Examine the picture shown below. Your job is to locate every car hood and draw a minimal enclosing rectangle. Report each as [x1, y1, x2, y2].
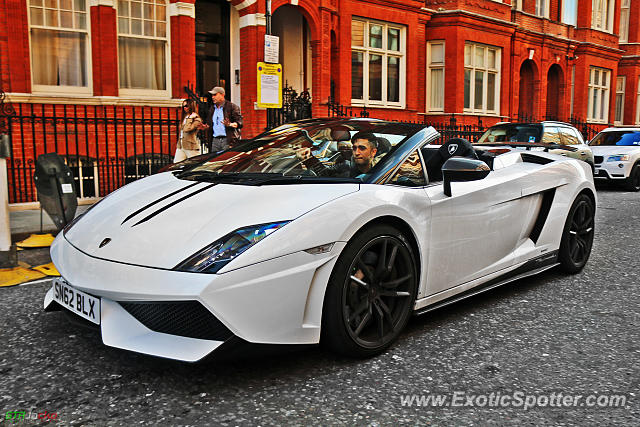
[590, 145, 640, 156]
[64, 172, 359, 268]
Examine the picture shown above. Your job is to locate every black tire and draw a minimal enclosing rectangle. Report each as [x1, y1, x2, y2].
[558, 194, 595, 274]
[321, 224, 418, 358]
[623, 163, 640, 192]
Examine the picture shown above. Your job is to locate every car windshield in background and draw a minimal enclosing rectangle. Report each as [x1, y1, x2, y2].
[477, 124, 543, 144]
[177, 120, 422, 184]
[589, 131, 640, 146]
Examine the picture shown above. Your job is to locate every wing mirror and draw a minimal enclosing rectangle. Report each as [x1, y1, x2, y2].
[442, 157, 491, 197]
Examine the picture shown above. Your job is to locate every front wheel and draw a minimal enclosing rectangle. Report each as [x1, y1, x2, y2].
[322, 224, 418, 357]
[558, 194, 595, 274]
[624, 163, 640, 191]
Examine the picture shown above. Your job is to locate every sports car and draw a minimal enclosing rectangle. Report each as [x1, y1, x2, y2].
[44, 118, 596, 362]
[589, 127, 640, 191]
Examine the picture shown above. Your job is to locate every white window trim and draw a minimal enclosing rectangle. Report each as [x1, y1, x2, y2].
[426, 41, 445, 112]
[463, 42, 501, 115]
[614, 76, 625, 125]
[351, 17, 406, 109]
[587, 66, 611, 124]
[620, 0, 630, 42]
[591, 0, 615, 33]
[535, 0, 550, 18]
[27, 0, 93, 95]
[117, 0, 171, 98]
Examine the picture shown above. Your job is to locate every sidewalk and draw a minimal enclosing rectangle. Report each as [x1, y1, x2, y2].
[5, 205, 91, 278]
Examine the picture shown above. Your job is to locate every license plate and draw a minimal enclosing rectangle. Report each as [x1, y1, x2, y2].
[51, 278, 100, 325]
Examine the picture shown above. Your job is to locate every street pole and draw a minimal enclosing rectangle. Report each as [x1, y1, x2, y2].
[0, 133, 16, 267]
[265, 0, 273, 128]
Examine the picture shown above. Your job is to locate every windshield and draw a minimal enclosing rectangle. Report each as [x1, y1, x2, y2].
[589, 131, 640, 146]
[477, 124, 543, 144]
[177, 120, 424, 183]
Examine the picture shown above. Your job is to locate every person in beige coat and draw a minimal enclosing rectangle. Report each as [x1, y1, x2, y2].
[174, 99, 203, 162]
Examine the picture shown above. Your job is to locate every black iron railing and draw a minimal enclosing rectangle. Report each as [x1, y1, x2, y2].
[326, 97, 369, 118]
[6, 103, 180, 204]
[266, 85, 313, 130]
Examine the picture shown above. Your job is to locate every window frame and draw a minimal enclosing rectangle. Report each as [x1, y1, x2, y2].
[426, 41, 445, 112]
[350, 17, 406, 109]
[620, 0, 630, 42]
[535, 0, 550, 18]
[116, 0, 171, 98]
[591, 0, 614, 33]
[463, 42, 501, 115]
[587, 66, 611, 124]
[614, 76, 626, 125]
[27, 0, 93, 95]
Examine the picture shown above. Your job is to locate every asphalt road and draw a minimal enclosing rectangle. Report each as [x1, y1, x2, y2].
[1, 185, 639, 426]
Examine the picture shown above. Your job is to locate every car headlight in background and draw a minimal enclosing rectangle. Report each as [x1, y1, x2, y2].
[607, 155, 630, 162]
[174, 221, 290, 273]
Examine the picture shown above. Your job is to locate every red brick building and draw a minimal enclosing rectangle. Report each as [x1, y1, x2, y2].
[1, 0, 639, 202]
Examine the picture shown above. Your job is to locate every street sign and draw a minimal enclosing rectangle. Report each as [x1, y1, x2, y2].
[256, 62, 282, 109]
[264, 35, 279, 64]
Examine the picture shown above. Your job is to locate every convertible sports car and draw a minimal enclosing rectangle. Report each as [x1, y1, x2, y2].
[44, 118, 596, 362]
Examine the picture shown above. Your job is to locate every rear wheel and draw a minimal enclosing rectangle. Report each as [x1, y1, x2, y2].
[558, 194, 595, 274]
[623, 163, 640, 191]
[322, 224, 417, 357]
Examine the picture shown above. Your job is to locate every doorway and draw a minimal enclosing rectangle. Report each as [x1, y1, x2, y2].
[272, 5, 312, 96]
[519, 60, 536, 120]
[195, 0, 230, 97]
[546, 64, 563, 120]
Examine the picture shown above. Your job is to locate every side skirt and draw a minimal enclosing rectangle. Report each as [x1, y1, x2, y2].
[414, 251, 559, 316]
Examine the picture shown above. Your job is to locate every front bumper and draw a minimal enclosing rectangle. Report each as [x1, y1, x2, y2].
[44, 236, 344, 362]
[593, 161, 632, 180]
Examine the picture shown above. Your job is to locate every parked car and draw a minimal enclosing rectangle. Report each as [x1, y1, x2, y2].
[589, 127, 640, 191]
[44, 119, 596, 362]
[477, 121, 595, 171]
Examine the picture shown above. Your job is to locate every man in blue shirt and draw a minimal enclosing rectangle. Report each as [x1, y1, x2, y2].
[201, 86, 243, 152]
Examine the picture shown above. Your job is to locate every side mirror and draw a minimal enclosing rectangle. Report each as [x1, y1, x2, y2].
[442, 157, 491, 197]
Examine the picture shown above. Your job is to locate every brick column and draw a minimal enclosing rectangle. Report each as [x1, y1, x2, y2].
[90, 0, 118, 96]
[169, 0, 195, 99]
[2, 0, 31, 92]
[239, 22, 267, 137]
[310, 8, 332, 117]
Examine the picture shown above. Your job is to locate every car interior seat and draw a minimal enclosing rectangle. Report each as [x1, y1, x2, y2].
[424, 138, 478, 182]
[376, 137, 392, 157]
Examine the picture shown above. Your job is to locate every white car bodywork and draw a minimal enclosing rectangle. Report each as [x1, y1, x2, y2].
[591, 127, 640, 181]
[44, 123, 595, 362]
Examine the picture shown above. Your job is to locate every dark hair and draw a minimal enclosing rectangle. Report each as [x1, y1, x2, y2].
[351, 131, 378, 149]
[181, 99, 198, 121]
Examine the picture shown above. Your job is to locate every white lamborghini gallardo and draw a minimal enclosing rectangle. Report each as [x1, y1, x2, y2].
[44, 119, 596, 362]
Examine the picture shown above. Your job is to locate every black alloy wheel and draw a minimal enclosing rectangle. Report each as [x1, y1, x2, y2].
[558, 194, 595, 274]
[322, 224, 417, 357]
[624, 163, 640, 192]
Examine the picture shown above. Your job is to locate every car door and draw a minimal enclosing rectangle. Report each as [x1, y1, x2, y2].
[422, 160, 535, 295]
[559, 126, 593, 164]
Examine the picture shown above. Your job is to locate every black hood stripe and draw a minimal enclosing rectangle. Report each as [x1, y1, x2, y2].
[131, 183, 217, 227]
[121, 182, 201, 225]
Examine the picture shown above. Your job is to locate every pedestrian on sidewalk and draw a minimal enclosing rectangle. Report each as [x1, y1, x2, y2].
[201, 86, 243, 151]
[174, 99, 203, 163]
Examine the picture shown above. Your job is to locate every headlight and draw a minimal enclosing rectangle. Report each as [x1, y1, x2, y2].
[607, 155, 630, 162]
[174, 221, 290, 273]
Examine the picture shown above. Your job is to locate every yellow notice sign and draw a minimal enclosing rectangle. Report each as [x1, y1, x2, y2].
[257, 62, 283, 109]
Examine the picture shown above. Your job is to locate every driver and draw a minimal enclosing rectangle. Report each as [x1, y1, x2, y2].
[296, 131, 378, 178]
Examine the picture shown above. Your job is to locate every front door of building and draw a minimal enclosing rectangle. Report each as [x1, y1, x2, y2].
[195, 0, 230, 97]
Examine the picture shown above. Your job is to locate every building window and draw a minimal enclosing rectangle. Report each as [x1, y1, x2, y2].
[592, 0, 614, 32]
[351, 18, 405, 107]
[562, 0, 578, 26]
[588, 67, 610, 123]
[620, 0, 630, 42]
[117, 0, 168, 93]
[427, 42, 444, 112]
[28, 0, 90, 92]
[464, 43, 500, 115]
[615, 76, 625, 125]
[536, 0, 550, 18]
